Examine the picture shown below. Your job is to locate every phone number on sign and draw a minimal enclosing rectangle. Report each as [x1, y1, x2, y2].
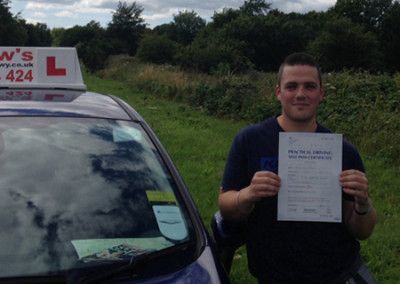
[0, 69, 33, 82]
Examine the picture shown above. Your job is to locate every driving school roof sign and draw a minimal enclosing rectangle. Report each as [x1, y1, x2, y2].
[0, 47, 86, 90]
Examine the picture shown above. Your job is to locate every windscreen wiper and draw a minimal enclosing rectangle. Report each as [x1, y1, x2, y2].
[78, 241, 196, 284]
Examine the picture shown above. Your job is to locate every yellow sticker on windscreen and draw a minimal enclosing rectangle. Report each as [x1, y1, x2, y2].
[146, 190, 177, 204]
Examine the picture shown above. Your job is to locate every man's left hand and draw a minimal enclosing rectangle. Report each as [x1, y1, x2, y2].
[340, 169, 370, 211]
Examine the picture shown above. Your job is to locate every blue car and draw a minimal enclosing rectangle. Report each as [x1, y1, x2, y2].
[0, 47, 229, 283]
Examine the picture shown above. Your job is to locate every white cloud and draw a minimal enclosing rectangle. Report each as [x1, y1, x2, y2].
[11, 0, 336, 28]
[32, 11, 46, 18]
[270, 0, 335, 13]
[65, 1, 113, 14]
[25, 2, 60, 10]
[144, 10, 179, 22]
[24, 18, 40, 25]
[137, 0, 243, 14]
[55, 10, 74, 17]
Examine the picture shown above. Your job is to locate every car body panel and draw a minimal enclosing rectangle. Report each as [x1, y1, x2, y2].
[0, 90, 228, 283]
[128, 247, 221, 284]
[0, 46, 229, 283]
[0, 90, 132, 120]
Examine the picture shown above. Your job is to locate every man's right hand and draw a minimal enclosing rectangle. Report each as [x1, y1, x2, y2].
[219, 171, 281, 220]
[245, 171, 281, 202]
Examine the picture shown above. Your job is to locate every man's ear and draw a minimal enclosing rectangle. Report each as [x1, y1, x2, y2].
[275, 85, 281, 101]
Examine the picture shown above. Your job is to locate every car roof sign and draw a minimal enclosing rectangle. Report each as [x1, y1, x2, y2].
[0, 47, 86, 91]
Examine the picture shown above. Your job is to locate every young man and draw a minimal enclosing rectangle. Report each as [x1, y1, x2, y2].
[217, 53, 377, 283]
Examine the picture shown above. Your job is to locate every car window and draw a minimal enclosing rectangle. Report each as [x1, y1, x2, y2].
[0, 117, 194, 278]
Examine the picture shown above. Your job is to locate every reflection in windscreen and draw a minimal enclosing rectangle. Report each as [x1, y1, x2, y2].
[0, 117, 190, 278]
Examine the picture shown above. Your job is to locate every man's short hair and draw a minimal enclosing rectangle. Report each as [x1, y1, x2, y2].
[277, 53, 322, 86]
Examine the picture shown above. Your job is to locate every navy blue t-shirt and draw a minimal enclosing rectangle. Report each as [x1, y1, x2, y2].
[221, 117, 365, 283]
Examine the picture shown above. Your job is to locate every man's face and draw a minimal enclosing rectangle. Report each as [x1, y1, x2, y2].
[275, 64, 324, 123]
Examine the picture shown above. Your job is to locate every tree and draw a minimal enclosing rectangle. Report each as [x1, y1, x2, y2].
[137, 34, 178, 64]
[58, 21, 111, 71]
[211, 0, 270, 29]
[51, 28, 66, 47]
[0, 0, 27, 45]
[206, 1, 323, 72]
[107, 1, 146, 55]
[153, 23, 175, 38]
[330, 0, 393, 31]
[176, 28, 252, 73]
[76, 37, 112, 71]
[239, 0, 271, 16]
[59, 21, 103, 47]
[214, 11, 322, 72]
[379, 2, 400, 71]
[211, 8, 241, 29]
[23, 22, 52, 46]
[170, 10, 206, 45]
[308, 17, 383, 71]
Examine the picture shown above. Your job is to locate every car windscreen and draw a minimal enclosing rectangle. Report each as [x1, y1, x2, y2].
[0, 117, 195, 278]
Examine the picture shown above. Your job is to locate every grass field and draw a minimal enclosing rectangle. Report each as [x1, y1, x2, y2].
[86, 73, 400, 283]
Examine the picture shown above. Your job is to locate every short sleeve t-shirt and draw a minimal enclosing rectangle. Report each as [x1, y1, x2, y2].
[221, 117, 365, 283]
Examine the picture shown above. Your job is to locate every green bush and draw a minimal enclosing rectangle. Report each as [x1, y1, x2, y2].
[176, 36, 252, 74]
[99, 57, 400, 166]
[77, 38, 112, 71]
[137, 34, 178, 64]
[189, 77, 269, 119]
[308, 17, 383, 71]
[319, 71, 400, 164]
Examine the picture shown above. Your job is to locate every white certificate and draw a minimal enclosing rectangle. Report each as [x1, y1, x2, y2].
[277, 132, 342, 222]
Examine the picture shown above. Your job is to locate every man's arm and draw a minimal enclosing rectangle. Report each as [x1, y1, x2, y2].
[341, 170, 377, 240]
[218, 171, 280, 221]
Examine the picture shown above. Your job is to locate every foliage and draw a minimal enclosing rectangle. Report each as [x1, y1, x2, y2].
[328, 0, 400, 71]
[181, 3, 325, 73]
[239, 0, 271, 16]
[318, 71, 400, 164]
[58, 21, 112, 71]
[137, 33, 178, 64]
[170, 10, 206, 45]
[22, 22, 52, 46]
[189, 77, 278, 121]
[4, 0, 400, 73]
[379, 2, 400, 72]
[0, 0, 52, 46]
[0, 0, 27, 45]
[163, 0, 400, 73]
[59, 22, 99, 47]
[107, 1, 146, 55]
[330, 0, 393, 31]
[176, 28, 253, 74]
[211, 8, 242, 29]
[219, 13, 316, 72]
[50, 28, 65, 47]
[76, 38, 112, 72]
[308, 16, 383, 71]
[100, 56, 400, 167]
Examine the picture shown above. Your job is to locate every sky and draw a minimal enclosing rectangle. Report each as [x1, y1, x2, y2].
[9, 0, 336, 29]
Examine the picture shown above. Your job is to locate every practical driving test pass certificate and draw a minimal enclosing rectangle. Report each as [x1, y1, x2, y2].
[277, 132, 342, 223]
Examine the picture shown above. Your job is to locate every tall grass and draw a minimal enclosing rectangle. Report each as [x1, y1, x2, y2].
[86, 72, 400, 283]
[98, 56, 400, 167]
